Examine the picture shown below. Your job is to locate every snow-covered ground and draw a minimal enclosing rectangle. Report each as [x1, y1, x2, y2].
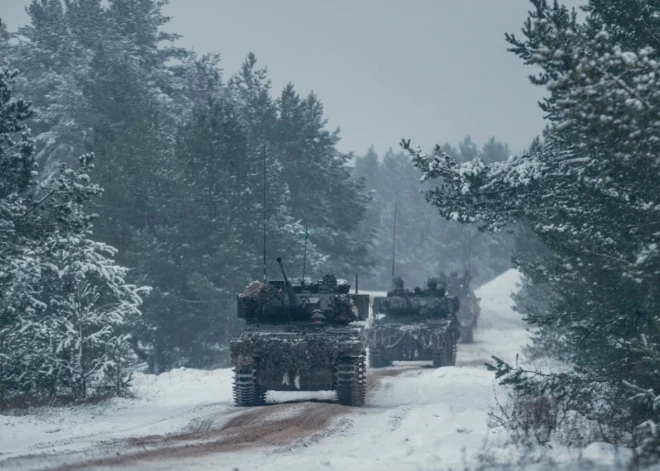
[0, 269, 631, 470]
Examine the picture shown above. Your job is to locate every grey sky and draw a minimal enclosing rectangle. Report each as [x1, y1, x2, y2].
[1, 0, 584, 156]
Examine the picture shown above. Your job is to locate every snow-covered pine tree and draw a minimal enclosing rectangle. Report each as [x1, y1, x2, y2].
[43, 228, 147, 400]
[175, 52, 225, 114]
[0, 19, 10, 69]
[227, 53, 277, 148]
[6, 154, 148, 403]
[0, 68, 37, 404]
[402, 0, 660, 457]
[12, 0, 93, 175]
[0, 68, 147, 405]
[11, 0, 186, 176]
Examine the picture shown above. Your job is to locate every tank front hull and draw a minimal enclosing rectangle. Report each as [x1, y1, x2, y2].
[230, 329, 364, 392]
[366, 323, 454, 362]
[258, 365, 334, 391]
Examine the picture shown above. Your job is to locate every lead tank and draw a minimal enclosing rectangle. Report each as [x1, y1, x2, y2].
[230, 258, 370, 407]
[367, 277, 460, 368]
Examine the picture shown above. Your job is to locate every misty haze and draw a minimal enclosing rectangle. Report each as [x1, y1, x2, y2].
[0, 1, 656, 470]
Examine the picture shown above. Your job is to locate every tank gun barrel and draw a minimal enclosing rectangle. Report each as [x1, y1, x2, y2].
[276, 257, 299, 305]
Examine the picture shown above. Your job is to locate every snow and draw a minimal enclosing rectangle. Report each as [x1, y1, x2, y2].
[0, 269, 631, 470]
[0, 368, 236, 459]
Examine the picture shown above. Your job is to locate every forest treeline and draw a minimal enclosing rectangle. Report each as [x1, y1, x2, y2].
[0, 0, 512, 406]
[354, 139, 514, 291]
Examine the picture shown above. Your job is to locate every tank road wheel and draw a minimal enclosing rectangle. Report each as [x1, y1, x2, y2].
[369, 349, 390, 369]
[233, 365, 266, 407]
[460, 325, 474, 344]
[335, 355, 366, 407]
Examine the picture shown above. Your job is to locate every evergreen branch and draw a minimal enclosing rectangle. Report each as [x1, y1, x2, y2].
[564, 240, 634, 266]
[593, 64, 654, 110]
[13, 166, 87, 223]
[624, 220, 660, 228]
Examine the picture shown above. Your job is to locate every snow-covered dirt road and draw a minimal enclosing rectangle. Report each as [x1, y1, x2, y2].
[1, 269, 626, 470]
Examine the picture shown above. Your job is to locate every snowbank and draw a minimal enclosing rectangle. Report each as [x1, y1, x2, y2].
[1, 368, 234, 459]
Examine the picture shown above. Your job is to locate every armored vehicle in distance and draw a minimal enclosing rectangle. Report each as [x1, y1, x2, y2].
[230, 258, 370, 407]
[367, 277, 460, 368]
[444, 271, 480, 344]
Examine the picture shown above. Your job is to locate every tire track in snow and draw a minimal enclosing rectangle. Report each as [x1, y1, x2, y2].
[1, 368, 409, 470]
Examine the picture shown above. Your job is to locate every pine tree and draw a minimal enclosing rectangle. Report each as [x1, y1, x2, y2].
[41, 232, 147, 400]
[10, 0, 186, 177]
[402, 0, 660, 457]
[227, 53, 277, 147]
[458, 136, 478, 161]
[175, 52, 224, 113]
[12, 0, 92, 175]
[0, 19, 10, 68]
[271, 82, 373, 274]
[0, 68, 147, 404]
[0, 68, 37, 403]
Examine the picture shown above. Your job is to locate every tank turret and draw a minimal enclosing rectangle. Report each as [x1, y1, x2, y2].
[237, 258, 366, 323]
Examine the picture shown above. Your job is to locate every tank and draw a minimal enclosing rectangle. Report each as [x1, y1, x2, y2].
[367, 277, 460, 368]
[445, 271, 480, 344]
[230, 257, 370, 407]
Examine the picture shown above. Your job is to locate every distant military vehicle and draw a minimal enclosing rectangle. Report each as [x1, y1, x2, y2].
[230, 258, 370, 407]
[445, 271, 480, 344]
[367, 277, 460, 368]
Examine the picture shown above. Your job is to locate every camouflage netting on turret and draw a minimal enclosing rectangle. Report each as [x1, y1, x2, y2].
[367, 324, 453, 357]
[231, 334, 363, 370]
[239, 280, 281, 317]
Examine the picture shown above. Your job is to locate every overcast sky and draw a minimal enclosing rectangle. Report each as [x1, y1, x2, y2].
[1, 0, 584, 156]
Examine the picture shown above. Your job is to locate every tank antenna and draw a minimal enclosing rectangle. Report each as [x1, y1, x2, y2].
[466, 228, 472, 278]
[302, 224, 309, 284]
[391, 197, 398, 279]
[262, 145, 267, 284]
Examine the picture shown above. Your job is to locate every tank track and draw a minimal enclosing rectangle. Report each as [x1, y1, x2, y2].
[432, 337, 457, 368]
[335, 354, 366, 406]
[233, 364, 266, 406]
